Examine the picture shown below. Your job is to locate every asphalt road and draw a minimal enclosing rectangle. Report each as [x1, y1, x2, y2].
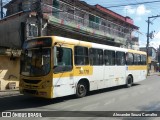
[0, 74, 160, 120]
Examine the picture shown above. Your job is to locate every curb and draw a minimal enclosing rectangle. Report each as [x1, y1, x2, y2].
[0, 89, 19, 92]
[0, 89, 20, 97]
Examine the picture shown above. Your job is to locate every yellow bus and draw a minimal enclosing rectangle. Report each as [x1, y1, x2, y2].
[19, 36, 147, 99]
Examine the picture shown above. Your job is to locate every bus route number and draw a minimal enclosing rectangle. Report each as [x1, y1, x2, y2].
[79, 69, 89, 74]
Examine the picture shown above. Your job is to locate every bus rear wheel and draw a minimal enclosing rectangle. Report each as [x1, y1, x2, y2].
[126, 76, 133, 88]
[76, 82, 87, 98]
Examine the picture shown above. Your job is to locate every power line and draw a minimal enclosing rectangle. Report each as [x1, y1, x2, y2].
[106, 0, 160, 8]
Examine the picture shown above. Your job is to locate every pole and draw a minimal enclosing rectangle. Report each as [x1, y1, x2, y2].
[146, 17, 150, 75]
[146, 15, 160, 75]
[0, 0, 3, 19]
[37, 0, 42, 36]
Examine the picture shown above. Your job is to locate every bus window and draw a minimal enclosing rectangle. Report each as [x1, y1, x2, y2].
[53, 47, 72, 73]
[74, 46, 89, 65]
[134, 54, 141, 65]
[134, 54, 138, 65]
[126, 53, 134, 65]
[141, 55, 147, 65]
[116, 51, 125, 65]
[89, 48, 103, 66]
[104, 50, 115, 65]
[20, 48, 51, 76]
[137, 54, 141, 65]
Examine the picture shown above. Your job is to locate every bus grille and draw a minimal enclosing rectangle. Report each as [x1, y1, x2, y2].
[23, 79, 41, 84]
[23, 89, 37, 94]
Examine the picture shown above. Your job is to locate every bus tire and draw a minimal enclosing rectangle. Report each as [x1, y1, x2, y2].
[126, 76, 133, 88]
[76, 82, 87, 98]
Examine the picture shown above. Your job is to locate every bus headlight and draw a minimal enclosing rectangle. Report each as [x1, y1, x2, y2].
[41, 81, 50, 88]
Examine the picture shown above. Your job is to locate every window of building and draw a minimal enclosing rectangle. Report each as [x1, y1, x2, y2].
[18, 2, 22, 11]
[89, 48, 103, 65]
[104, 50, 115, 65]
[89, 14, 100, 29]
[53, 47, 72, 73]
[53, 0, 59, 8]
[52, 0, 60, 17]
[28, 24, 38, 37]
[116, 51, 126, 65]
[74, 46, 89, 65]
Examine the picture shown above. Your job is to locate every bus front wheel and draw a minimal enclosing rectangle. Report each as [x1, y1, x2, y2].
[126, 76, 133, 88]
[76, 82, 87, 98]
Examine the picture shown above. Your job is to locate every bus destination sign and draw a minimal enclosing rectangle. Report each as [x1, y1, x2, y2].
[23, 38, 52, 49]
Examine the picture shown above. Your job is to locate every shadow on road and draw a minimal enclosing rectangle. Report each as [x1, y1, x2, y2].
[0, 84, 140, 111]
[88, 84, 140, 96]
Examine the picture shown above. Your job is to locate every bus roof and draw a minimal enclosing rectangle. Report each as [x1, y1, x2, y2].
[52, 36, 92, 47]
[30, 36, 146, 55]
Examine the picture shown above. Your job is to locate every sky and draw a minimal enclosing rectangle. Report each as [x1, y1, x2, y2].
[83, 0, 160, 49]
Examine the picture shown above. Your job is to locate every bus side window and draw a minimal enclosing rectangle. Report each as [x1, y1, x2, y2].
[116, 51, 125, 65]
[104, 50, 115, 66]
[141, 55, 147, 65]
[137, 54, 141, 65]
[74, 46, 89, 65]
[89, 48, 103, 66]
[126, 53, 134, 65]
[53, 47, 72, 73]
[134, 54, 138, 65]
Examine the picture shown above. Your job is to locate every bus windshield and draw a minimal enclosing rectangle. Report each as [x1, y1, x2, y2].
[20, 48, 51, 76]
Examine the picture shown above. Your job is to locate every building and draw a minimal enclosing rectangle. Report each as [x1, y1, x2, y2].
[157, 45, 160, 70]
[0, 0, 139, 90]
[0, 0, 139, 48]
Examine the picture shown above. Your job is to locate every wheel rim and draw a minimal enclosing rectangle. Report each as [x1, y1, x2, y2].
[129, 77, 132, 85]
[78, 84, 85, 95]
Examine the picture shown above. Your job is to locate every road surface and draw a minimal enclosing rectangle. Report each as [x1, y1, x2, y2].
[0, 74, 160, 120]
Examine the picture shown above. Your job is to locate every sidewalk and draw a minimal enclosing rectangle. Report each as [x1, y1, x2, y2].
[148, 72, 160, 76]
[0, 88, 20, 97]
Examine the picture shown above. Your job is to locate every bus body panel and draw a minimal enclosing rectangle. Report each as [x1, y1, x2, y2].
[53, 76, 91, 98]
[126, 66, 147, 83]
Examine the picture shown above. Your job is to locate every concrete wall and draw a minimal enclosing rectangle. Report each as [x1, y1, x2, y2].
[0, 56, 20, 90]
[0, 13, 28, 49]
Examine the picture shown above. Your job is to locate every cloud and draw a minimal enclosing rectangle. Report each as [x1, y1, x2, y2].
[124, 5, 151, 16]
[124, 6, 136, 14]
[136, 5, 151, 16]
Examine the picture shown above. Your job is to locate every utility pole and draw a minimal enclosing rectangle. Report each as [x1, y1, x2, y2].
[146, 17, 150, 75]
[0, 0, 3, 19]
[146, 15, 160, 75]
[37, 0, 42, 36]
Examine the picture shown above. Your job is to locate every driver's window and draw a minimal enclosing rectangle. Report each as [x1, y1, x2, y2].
[53, 46, 72, 73]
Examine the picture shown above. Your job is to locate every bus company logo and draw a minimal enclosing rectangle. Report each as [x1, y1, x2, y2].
[2, 112, 11, 117]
